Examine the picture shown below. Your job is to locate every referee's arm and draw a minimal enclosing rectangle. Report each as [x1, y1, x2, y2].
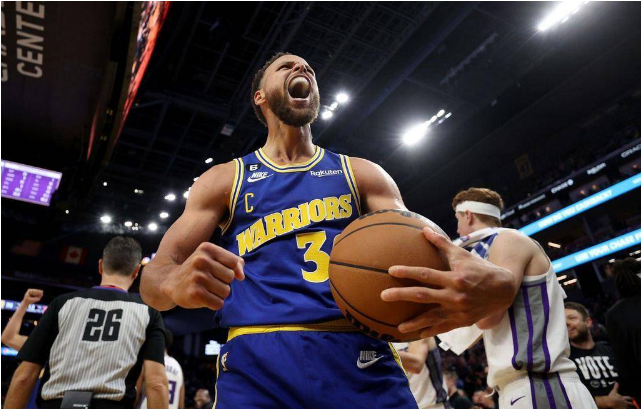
[141, 308, 169, 408]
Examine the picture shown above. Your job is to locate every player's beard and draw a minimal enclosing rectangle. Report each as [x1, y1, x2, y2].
[266, 87, 320, 127]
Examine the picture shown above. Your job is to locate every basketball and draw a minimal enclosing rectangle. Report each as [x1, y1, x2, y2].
[329, 209, 450, 342]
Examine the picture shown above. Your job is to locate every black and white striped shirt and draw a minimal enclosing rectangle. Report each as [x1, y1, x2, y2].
[18, 286, 165, 407]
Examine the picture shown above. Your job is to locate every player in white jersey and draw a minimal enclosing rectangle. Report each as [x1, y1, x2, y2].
[397, 188, 597, 409]
[393, 338, 451, 409]
[139, 329, 185, 409]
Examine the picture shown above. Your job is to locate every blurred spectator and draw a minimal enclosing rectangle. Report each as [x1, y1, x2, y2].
[565, 302, 634, 409]
[444, 370, 474, 409]
[194, 388, 213, 409]
[472, 388, 495, 409]
[605, 258, 641, 405]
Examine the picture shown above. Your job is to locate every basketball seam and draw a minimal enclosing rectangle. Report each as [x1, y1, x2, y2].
[329, 280, 400, 328]
[329, 260, 388, 274]
[334, 222, 423, 247]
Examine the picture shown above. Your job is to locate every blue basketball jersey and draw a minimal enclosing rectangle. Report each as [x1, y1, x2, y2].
[217, 146, 361, 327]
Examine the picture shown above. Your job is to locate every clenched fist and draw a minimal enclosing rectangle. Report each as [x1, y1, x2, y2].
[160, 242, 245, 310]
[22, 289, 44, 305]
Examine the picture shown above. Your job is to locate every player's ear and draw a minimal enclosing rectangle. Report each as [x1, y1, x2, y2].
[586, 317, 593, 328]
[465, 210, 474, 225]
[98, 259, 104, 276]
[254, 90, 266, 106]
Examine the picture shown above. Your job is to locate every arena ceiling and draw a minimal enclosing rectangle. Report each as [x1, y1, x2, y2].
[3, 1, 641, 238]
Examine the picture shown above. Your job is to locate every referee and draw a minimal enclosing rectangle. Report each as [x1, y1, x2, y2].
[5, 236, 169, 409]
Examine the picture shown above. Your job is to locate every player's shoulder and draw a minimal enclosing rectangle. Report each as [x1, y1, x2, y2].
[494, 228, 532, 246]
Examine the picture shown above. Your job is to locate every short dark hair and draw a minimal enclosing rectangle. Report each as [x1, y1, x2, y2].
[564, 302, 590, 321]
[251, 51, 291, 126]
[164, 329, 173, 350]
[444, 370, 458, 380]
[613, 258, 641, 298]
[102, 236, 142, 276]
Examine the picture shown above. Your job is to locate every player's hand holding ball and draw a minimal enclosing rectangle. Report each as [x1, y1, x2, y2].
[382, 227, 515, 338]
[161, 242, 244, 310]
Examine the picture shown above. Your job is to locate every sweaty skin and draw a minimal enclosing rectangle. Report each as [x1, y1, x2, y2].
[140, 54, 516, 337]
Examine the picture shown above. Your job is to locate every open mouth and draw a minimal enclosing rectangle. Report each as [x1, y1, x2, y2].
[287, 76, 311, 99]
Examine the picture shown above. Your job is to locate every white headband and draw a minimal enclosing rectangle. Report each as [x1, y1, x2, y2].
[455, 201, 501, 219]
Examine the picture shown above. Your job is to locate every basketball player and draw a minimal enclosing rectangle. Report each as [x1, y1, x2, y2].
[140, 53, 516, 408]
[1, 288, 44, 350]
[5, 237, 169, 409]
[384, 188, 597, 409]
[393, 337, 452, 409]
[138, 329, 185, 409]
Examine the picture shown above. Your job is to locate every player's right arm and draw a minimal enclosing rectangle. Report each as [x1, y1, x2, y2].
[397, 338, 433, 374]
[1, 289, 43, 351]
[141, 162, 244, 311]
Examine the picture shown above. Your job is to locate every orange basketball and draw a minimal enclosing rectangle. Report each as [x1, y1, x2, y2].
[329, 209, 450, 342]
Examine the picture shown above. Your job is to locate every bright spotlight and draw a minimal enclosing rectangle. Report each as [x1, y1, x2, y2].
[321, 111, 333, 120]
[183, 190, 190, 199]
[445, 112, 452, 119]
[165, 193, 176, 201]
[538, 0, 586, 31]
[100, 215, 111, 224]
[160, 212, 169, 219]
[402, 122, 429, 146]
[437, 109, 445, 117]
[193, 177, 199, 182]
[103, 182, 108, 187]
[329, 102, 339, 110]
[148, 223, 158, 231]
[205, 157, 213, 164]
[124, 221, 133, 227]
[65, 210, 70, 215]
[134, 189, 144, 195]
[336, 93, 349, 104]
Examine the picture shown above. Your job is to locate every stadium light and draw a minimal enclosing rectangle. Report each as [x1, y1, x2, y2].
[103, 182, 108, 187]
[124, 221, 133, 227]
[437, 109, 445, 117]
[321, 111, 333, 120]
[402, 122, 430, 146]
[548, 242, 561, 248]
[164, 193, 176, 201]
[65, 210, 69, 215]
[538, 1, 588, 32]
[183, 190, 190, 199]
[148, 223, 158, 231]
[329, 102, 339, 111]
[100, 215, 111, 224]
[336, 93, 349, 104]
[205, 158, 213, 164]
[160, 212, 169, 219]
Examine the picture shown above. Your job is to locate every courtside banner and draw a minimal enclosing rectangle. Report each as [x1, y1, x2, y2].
[551, 229, 641, 273]
[520, 174, 641, 236]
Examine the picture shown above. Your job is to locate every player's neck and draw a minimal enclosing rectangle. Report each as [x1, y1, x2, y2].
[263, 123, 315, 164]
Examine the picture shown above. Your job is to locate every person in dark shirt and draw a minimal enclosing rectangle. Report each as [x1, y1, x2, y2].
[565, 302, 634, 409]
[606, 258, 641, 406]
[444, 370, 473, 409]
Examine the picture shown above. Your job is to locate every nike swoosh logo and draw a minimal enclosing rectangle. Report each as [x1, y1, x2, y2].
[247, 174, 273, 183]
[511, 396, 525, 405]
[357, 356, 383, 369]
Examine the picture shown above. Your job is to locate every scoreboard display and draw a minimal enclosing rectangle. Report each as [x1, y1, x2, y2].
[1, 160, 62, 206]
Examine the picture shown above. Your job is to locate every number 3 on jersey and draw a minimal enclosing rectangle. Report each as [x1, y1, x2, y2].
[296, 231, 330, 283]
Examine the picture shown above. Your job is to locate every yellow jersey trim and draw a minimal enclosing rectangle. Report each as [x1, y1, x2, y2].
[227, 319, 359, 342]
[389, 342, 408, 377]
[221, 158, 244, 235]
[255, 147, 324, 173]
[340, 155, 362, 215]
[213, 353, 220, 408]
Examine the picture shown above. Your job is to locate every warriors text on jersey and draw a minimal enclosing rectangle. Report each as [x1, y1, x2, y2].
[218, 146, 361, 327]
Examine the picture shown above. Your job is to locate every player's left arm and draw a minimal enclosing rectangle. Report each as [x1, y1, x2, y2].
[477, 231, 531, 329]
[349, 157, 406, 212]
[4, 361, 42, 407]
